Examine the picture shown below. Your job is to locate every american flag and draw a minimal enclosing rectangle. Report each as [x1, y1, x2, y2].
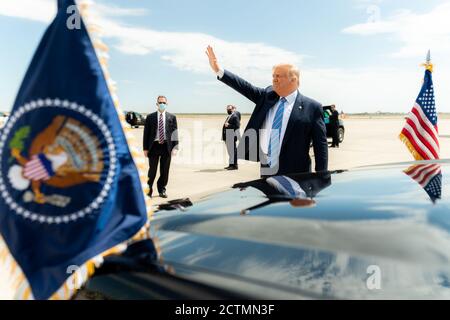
[404, 163, 442, 203]
[399, 67, 439, 160]
[23, 154, 53, 181]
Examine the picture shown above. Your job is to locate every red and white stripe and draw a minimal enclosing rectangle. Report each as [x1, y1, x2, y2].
[404, 163, 441, 188]
[23, 155, 50, 181]
[401, 103, 440, 160]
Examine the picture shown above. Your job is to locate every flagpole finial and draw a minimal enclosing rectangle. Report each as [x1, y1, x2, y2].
[422, 50, 433, 72]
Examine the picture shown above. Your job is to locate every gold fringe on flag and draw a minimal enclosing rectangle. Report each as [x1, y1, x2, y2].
[0, 237, 26, 299]
[421, 62, 434, 73]
[399, 133, 424, 161]
[79, 0, 152, 215]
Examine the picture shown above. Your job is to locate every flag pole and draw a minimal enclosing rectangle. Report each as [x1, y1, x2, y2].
[422, 49, 433, 72]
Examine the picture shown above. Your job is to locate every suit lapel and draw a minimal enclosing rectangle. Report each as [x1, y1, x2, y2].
[281, 92, 303, 149]
[152, 112, 159, 140]
[254, 92, 279, 130]
[152, 112, 158, 127]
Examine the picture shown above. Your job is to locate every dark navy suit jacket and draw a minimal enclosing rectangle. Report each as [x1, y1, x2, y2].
[222, 112, 240, 141]
[143, 112, 179, 154]
[219, 70, 328, 175]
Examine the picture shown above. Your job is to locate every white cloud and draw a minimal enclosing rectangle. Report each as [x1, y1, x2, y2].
[87, 2, 148, 17]
[334, 2, 450, 112]
[2, 0, 449, 112]
[302, 65, 450, 113]
[84, 5, 303, 85]
[352, 0, 384, 10]
[0, 0, 304, 84]
[0, 0, 147, 22]
[0, 0, 55, 23]
[74, 1, 450, 113]
[343, 2, 450, 58]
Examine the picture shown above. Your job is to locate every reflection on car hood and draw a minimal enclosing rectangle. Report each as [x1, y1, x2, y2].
[150, 161, 450, 299]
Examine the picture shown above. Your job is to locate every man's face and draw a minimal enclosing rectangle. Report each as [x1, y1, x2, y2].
[227, 106, 233, 113]
[157, 97, 167, 111]
[272, 66, 298, 97]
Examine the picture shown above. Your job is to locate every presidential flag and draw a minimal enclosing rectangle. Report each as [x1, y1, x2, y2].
[399, 53, 439, 160]
[404, 164, 442, 203]
[0, 0, 148, 299]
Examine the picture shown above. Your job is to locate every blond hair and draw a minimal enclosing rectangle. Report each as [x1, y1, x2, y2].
[273, 64, 300, 86]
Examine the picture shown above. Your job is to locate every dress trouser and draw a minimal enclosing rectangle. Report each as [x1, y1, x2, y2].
[225, 136, 238, 166]
[147, 141, 171, 193]
[331, 125, 339, 146]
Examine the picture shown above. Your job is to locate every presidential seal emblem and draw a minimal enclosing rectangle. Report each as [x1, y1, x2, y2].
[0, 99, 117, 224]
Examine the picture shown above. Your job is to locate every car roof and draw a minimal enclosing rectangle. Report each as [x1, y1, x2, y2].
[148, 160, 450, 299]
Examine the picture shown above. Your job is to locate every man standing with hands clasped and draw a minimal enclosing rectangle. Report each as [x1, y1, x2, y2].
[329, 104, 340, 148]
[143, 96, 178, 198]
[206, 46, 328, 177]
[222, 104, 241, 170]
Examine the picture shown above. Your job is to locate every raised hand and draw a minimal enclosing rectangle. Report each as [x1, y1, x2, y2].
[206, 45, 220, 73]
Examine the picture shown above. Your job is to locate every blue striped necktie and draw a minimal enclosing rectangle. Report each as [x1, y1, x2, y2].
[268, 97, 287, 167]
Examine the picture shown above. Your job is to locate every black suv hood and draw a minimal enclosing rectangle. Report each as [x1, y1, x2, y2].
[148, 161, 450, 299]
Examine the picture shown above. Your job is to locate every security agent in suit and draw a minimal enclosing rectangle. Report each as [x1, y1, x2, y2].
[329, 104, 340, 148]
[233, 106, 241, 121]
[143, 96, 178, 198]
[222, 104, 241, 170]
[206, 46, 328, 177]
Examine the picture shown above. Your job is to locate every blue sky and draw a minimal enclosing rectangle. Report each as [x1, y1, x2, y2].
[0, 0, 449, 114]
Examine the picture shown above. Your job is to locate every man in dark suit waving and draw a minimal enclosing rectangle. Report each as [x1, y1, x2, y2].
[222, 104, 241, 170]
[143, 96, 178, 198]
[206, 46, 328, 177]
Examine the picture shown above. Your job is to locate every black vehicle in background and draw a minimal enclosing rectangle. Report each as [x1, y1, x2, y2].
[125, 111, 146, 128]
[323, 105, 345, 143]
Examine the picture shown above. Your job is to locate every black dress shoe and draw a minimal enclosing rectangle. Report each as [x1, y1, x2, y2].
[226, 165, 238, 170]
[147, 189, 153, 198]
[159, 192, 168, 198]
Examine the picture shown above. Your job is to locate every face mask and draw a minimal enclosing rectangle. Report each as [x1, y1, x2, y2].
[158, 103, 166, 111]
[227, 110, 232, 115]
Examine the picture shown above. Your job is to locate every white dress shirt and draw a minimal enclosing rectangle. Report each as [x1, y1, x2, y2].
[216, 69, 225, 78]
[154, 110, 167, 141]
[260, 90, 298, 155]
[225, 111, 234, 124]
